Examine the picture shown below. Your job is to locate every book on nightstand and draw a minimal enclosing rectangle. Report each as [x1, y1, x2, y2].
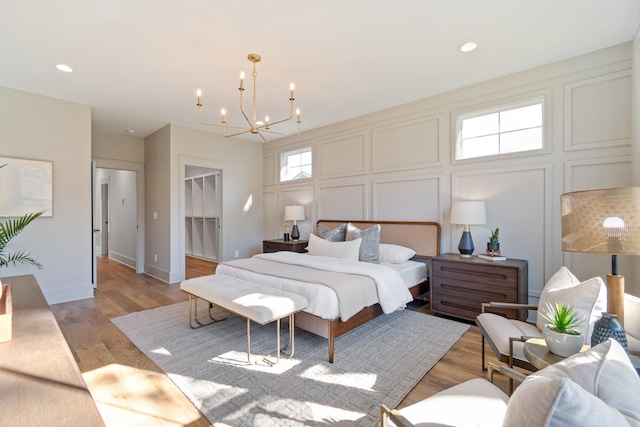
[478, 254, 506, 261]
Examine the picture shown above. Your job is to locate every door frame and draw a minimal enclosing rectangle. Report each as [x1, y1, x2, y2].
[178, 154, 228, 281]
[92, 158, 145, 274]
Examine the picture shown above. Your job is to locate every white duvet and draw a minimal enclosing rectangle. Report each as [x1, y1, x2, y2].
[216, 252, 414, 321]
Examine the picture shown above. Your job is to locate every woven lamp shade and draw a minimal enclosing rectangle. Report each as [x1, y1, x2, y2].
[560, 187, 640, 255]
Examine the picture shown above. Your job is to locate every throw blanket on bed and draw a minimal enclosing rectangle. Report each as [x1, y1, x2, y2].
[218, 252, 413, 321]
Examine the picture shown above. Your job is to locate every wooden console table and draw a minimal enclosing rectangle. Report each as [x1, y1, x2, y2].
[0, 274, 104, 426]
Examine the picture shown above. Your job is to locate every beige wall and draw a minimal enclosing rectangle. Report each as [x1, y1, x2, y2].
[265, 42, 639, 299]
[142, 124, 263, 283]
[0, 86, 93, 303]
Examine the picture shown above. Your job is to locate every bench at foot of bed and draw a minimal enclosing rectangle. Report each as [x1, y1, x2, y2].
[180, 274, 308, 365]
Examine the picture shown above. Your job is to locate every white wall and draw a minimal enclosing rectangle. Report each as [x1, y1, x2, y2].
[0, 86, 93, 303]
[142, 124, 263, 283]
[264, 42, 639, 300]
[94, 168, 137, 268]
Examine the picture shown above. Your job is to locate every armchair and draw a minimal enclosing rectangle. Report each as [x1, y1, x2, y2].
[380, 339, 640, 427]
[475, 266, 607, 372]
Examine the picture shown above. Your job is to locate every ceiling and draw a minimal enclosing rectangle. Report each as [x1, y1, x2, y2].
[1, 1, 639, 141]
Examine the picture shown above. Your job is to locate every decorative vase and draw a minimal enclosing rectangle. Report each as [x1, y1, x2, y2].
[543, 325, 584, 357]
[591, 312, 628, 351]
[487, 242, 500, 254]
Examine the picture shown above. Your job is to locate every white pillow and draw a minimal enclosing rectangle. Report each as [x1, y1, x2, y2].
[379, 244, 416, 264]
[305, 233, 361, 261]
[536, 266, 607, 343]
[504, 339, 640, 426]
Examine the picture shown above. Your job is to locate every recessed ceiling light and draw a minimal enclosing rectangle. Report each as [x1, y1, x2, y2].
[126, 129, 136, 134]
[55, 64, 73, 73]
[459, 42, 478, 53]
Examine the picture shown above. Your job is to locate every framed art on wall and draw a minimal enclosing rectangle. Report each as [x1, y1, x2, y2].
[0, 156, 53, 217]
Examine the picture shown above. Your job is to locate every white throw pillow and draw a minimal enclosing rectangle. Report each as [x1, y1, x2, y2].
[503, 339, 640, 426]
[379, 244, 416, 264]
[305, 233, 361, 261]
[536, 266, 607, 343]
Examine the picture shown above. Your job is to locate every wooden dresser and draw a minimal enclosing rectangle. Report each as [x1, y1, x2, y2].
[430, 253, 528, 321]
[0, 274, 105, 426]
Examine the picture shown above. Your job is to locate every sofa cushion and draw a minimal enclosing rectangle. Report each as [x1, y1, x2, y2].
[503, 339, 640, 427]
[536, 266, 606, 343]
[398, 378, 509, 427]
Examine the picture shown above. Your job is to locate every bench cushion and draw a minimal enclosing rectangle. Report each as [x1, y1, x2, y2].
[180, 274, 308, 324]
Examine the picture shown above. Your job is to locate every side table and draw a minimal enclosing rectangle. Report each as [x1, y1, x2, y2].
[523, 337, 588, 370]
[263, 239, 308, 254]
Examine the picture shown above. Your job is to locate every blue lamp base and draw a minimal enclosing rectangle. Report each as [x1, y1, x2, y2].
[458, 230, 475, 257]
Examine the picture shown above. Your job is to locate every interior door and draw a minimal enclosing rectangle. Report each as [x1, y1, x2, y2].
[91, 161, 98, 288]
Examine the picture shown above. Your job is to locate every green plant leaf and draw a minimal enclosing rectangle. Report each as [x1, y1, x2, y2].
[539, 301, 584, 334]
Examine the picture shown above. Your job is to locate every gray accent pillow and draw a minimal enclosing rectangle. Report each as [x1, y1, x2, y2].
[317, 223, 347, 242]
[345, 223, 381, 263]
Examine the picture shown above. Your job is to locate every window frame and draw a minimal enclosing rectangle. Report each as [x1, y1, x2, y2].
[452, 90, 551, 163]
[279, 146, 313, 183]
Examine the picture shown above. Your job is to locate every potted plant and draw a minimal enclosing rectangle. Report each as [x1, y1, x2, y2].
[487, 228, 500, 253]
[539, 301, 585, 357]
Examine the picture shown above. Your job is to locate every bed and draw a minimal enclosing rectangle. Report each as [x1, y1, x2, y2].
[216, 220, 441, 362]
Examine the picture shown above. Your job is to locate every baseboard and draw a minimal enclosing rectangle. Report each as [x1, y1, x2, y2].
[42, 282, 95, 304]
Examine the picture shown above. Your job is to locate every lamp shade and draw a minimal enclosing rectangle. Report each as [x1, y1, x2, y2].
[284, 205, 305, 221]
[450, 201, 487, 225]
[561, 187, 640, 255]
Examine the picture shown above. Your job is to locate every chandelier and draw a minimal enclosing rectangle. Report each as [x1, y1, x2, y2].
[196, 53, 301, 143]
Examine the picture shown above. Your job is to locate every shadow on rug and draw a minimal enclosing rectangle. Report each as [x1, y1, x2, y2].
[112, 302, 469, 426]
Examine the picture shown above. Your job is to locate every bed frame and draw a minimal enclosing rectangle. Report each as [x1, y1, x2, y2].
[296, 220, 441, 363]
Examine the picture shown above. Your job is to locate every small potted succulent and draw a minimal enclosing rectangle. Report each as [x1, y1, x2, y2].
[539, 301, 585, 357]
[487, 228, 500, 253]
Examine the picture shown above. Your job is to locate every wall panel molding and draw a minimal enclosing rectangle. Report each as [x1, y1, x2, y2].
[564, 70, 632, 151]
[371, 114, 442, 173]
[372, 175, 442, 222]
[317, 132, 368, 179]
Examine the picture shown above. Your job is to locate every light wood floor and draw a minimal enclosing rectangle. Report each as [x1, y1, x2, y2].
[51, 255, 509, 426]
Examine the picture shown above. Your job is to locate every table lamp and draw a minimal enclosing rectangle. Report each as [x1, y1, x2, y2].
[284, 205, 305, 241]
[450, 200, 487, 257]
[560, 187, 640, 324]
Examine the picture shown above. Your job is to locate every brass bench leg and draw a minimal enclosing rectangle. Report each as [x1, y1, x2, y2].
[187, 294, 228, 329]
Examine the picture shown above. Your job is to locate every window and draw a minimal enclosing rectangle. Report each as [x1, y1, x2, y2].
[456, 98, 544, 160]
[280, 147, 312, 182]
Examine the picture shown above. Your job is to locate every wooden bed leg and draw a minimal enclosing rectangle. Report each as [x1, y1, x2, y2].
[328, 324, 335, 363]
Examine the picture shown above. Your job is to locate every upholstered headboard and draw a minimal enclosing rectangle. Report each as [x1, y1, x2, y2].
[316, 220, 441, 259]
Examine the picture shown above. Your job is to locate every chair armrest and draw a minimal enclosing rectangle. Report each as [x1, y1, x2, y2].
[488, 362, 527, 385]
[380, 404, 415, 427]
[481, 302, 538, 313]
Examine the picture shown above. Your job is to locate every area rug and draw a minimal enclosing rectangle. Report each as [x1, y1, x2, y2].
[112, 302, 469, 426]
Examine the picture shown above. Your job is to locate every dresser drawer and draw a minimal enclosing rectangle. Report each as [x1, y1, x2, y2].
[430, 254, 528, 321]
[262, 239, 308, 254]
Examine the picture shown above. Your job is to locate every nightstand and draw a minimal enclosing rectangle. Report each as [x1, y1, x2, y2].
[262, 239, 308, 254]
[430, 253, 528, 321]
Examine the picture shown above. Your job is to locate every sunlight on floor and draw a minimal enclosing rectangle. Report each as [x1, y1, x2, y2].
[209, 350, 301, 373]
[83, 364, 204, 426]
[300, 364, 378, 391]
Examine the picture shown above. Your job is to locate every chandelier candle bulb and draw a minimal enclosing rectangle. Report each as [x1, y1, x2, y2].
[195, 53, 301, 142]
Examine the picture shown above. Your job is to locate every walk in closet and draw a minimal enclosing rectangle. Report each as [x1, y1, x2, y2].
[185, 168, 221, 261]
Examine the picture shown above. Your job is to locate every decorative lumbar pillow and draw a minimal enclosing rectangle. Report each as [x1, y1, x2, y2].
[503, 339, 640, 426]
[536, 266, 606, 342]
[379, 244, 416, 264]
[345, 223, 381, 263]
[316, 223, 347, 242]
[305, 233, 361, 261]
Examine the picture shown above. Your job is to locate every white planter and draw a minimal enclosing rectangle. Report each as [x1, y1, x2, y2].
[543, 325, 583, 357]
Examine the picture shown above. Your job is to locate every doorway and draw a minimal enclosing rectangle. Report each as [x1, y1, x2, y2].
[185, 166, 222, 263]
[93, 168, 140, 286]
